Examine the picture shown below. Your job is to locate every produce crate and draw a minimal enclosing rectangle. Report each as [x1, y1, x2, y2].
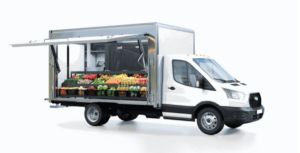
[117, 91, 130, 97]
[78, 90, 86, 96]
[116, 91, 147, 100]
[68, 90, 78, 96]
[129, 91, 148, 98]
[87, 90, 97, 96]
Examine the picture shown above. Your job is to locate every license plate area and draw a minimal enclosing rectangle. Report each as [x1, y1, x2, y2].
[257, 109, 262, 114]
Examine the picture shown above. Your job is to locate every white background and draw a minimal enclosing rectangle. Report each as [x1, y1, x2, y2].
[0, 0, 299, 153]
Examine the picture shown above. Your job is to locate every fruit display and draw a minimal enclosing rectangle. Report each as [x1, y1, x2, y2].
[121, 77, 138, 85]
[100, 74, 113, 80]
[132, 74, 144, 78]
[137, 78, 148, 85]
[116, 74, 128, 80]
[78, 79, 93, 84]
[71, 74, 83, 79]
[92, 78, 106, 84]
[105, 79, 121, 84]
[78, 86, 87, 96]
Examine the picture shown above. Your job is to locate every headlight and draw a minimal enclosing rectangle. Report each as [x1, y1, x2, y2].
[222, 88, 245, 100]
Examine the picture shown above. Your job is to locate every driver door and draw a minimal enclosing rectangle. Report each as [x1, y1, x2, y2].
[162, 57, 204, 119]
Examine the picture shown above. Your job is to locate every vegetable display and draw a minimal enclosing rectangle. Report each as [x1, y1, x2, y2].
[78, 79, 92, 84]
[107, 87, 117, 96]
[118, 85, 129, 97]
[82, 74, 98, 80]
[105, 79, 121, 84]
[92, 78, 106, 84]
[78, 86, 87, 96]
[60, 87, 69, 95]
[64, 79, 78, 84]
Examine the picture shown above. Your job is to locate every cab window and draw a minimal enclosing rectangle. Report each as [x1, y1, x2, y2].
[173, 60, 203, 87]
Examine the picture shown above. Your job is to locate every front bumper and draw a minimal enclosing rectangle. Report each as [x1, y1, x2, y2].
[221, 105, 264, 124]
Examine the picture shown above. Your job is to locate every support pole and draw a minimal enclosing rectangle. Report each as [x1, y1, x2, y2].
[67, 45, 70, 78]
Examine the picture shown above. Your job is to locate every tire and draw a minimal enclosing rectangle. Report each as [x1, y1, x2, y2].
[84, 104, 110, 126]
[225, 123, 242, 128]
[118, 113, 138, 121]
[197, 107, 224, 135]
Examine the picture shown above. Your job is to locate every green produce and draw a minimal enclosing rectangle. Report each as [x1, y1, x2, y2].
[129, 86, 134, 91]
[97, 85, 103, 90]
[92, 78, 106, 84]
[103, 85, 108, 90]
[64, 79, 78, 84]
[136, 86, 141, 91]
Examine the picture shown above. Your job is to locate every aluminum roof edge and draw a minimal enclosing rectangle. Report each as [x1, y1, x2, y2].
[50, 22, 194, 34]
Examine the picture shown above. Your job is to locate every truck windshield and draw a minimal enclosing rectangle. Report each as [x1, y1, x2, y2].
[193, 58, 236, 83]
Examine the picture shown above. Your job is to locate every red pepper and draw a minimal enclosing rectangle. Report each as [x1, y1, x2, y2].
[71, 75, 76, 78]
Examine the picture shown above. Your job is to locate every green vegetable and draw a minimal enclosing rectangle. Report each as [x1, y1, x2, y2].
[97, 85, 103, 90]
[64, 79, 78, 84]
[103, 85, 108, 90]
[92, 78, 106, 84]
[129, 86, 134, 91]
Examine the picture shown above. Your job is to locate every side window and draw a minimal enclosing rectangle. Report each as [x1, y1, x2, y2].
[187, 63, 202, 87]
[173, 60, 203, 88]
[173, 60, 189, 85]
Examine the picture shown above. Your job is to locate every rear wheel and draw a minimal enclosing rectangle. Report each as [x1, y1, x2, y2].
[197, 107, 224, 135]
[84, 104, 110, 126]
[225, 123, 242, 128]
[118, 113, 138, 121]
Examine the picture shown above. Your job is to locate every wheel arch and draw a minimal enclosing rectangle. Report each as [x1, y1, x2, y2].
[192, 101, 226, 119]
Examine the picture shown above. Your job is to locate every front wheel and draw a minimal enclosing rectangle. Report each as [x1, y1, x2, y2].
[197, 107, 224, 135]
[225, 123, 242, 128]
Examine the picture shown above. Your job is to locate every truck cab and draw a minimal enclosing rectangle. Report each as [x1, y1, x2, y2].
[161, 54, 264, 134]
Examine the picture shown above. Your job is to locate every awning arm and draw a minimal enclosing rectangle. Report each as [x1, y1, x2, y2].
[50, 45, 61, 73]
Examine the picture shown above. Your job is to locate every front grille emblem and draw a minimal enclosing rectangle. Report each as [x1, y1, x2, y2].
[254, 97, 259, 101]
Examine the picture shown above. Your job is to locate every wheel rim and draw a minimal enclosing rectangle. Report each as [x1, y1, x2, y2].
[201, 112, 218, 130]
[87, 106, 100, 122]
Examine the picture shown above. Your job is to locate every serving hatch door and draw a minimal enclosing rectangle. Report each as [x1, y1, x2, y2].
[10, 34, 143, 47]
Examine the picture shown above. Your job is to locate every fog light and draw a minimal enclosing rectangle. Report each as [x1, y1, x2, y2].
[233, 112, 247, 119]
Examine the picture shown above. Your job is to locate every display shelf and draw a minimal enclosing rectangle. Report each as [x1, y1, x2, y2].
[70, 71, 147, 76]
[62, 84, 147, 88]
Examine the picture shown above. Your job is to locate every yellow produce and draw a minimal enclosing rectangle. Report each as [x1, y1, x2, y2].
[121, 77, 138, 85]
[116, 74, 128, 80]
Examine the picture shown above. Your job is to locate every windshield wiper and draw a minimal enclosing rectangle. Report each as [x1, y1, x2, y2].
[214, 78, 236, 83]
[214, 78, 228, 83]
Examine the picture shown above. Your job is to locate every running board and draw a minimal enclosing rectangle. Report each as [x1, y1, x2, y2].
[163, 116, 194, 122]
[50, 104, 66, 108]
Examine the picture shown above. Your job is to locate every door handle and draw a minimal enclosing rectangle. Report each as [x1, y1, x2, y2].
[168, 87, 176, 90]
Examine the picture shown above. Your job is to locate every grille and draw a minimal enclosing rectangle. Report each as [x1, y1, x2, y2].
[249, 93, 261, 108]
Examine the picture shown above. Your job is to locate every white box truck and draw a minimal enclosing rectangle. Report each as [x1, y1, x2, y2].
[10, 22, 264, 135]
